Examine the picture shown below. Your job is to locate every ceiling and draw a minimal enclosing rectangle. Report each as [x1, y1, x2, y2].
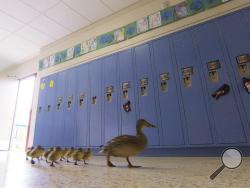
[0, 0, 139, 71]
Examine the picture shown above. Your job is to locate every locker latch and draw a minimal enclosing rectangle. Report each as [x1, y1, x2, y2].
[67, 96, 73, 109]
[122, 82, 130, 99]
[207, 60, 221, 83]
[56, 97, 62, 110]
[92, 96, 97, 105]
[236, 54, 250, 77]
[47, 105, 51, 112]
[79, 92, 85, 107]
[182, 67, 193, 88]
[160, 73, 169, 92]
[38, 106, 42, 113]
[140, 78, 148, 96]
[106, 86, 114, 102]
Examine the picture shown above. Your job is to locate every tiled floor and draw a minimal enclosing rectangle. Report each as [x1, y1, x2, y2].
[0, 151, 249, 188]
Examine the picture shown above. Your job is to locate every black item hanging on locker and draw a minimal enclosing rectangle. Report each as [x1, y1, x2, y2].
[212, 84, 230, 100]
[123, 100, 131, 112]
[242, 77, 250, 94]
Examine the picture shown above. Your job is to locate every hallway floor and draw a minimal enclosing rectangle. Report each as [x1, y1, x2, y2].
[0, 151, 249, 188]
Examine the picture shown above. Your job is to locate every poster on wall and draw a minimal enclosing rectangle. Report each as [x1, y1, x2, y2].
[74, 43, 81, 57]
[161, 7, 175, 25]
[114, 28, 125, 42]
[137, 17, 149, 33]
[81, 41, 89, 54]
[203, 0, 221, 8]
[43, 57, 49, 68]
[149, 12, 162, 29]
[87, 37, 97, 51]
[49, 55, 55, 67]
[175, 2, 189, 19]
[66, 47, 74, 60]
[187, 0, 204, 15]
[125, 22, 138, 39]
[97, 32, 115, 49]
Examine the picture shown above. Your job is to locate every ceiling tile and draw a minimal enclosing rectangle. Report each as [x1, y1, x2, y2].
[0, 0, 40, 23]
[63, 0, 112, 22]
[0, 29, 10, 41]
[102, 0, 139, 12]
[0, 12, 24, 32]
[21, 0, 60, 12]
[46, 2, 90, 31]
[16, 26, 54, 46]
[30, 15, 71, 40]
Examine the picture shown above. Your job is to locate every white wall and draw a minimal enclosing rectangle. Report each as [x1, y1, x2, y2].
[0, 0, 249, 147]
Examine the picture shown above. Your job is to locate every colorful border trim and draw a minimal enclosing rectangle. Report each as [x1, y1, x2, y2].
[38, 0, 231, 71]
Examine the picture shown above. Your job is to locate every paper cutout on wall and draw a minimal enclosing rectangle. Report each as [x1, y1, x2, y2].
[66, 47, 74, 60]
[49, 55, 55, 67]
[81, 41, 89, 54]
[125, 22, 138, 39]
[74, 43, 81, 57]
[149, 12, 162, 29]
[137, 17, 149, 33]
[43, 57, 50, 69]
[203, 0, 222, 8]
[40, 82, 46, 90]
[161, 7, 175, 25]
[87, 37, 97, 51]
[114, 28, 125, 42]
[97, 32, 115, 49]
[187, 0, 204, 15]
[175, 2, 189, 19]
[49, 80, 54, 88]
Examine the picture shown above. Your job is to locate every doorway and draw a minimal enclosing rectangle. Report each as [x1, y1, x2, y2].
[10, 75, 36, 151]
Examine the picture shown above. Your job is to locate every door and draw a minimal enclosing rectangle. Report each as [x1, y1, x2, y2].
[134, 43, 160, 146]
[103, 54, 120, 142]
[151, 36, 184, 146]
[171, 29, 213, 145]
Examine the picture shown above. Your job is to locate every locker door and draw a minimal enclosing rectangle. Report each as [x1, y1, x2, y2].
[33, 77, 47, 146]
[44, 74, 57, 147]
[76, 64, 89, 147]
[217, 11, 250, 128]
[89, 60, 103, 146]
[151, 37, 184, 146]
[134, 43, 160, 146]
[118, 49, 137, 136]
[53, 71, 66, 146]
[192, 21, 247, 144]
[103, 54, 119, 142]
[63, 68, 77, 147]
[171, 30, 213, 145]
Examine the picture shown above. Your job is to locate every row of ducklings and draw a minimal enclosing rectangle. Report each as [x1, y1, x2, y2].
[26, 145, 91, 167]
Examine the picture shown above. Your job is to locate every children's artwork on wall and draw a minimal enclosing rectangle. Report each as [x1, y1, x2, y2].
[43, 57, 50, 68]
[39, 60, 44, 70]
[175, 2, 189, 19]
[242, 77, 250, 94]
[87, 38, 97, 51]
[97, 32, 115, 49]
[81, 41, 89, 54]
[49, 55, 55, 67]
[114, 28, 125, 42]
[74, 43, 81, 57]
[137, 17, 149, 33]
[149, 12, 162, 29]
[211, 84, 230, 100]
[161, 7, 175, 25]
[187, 0, 204, 15]
[125, 22, 138, 39]
[203, 0, 222, 8]
[60, 50, 68, 62]
[66, 47, 74, 60]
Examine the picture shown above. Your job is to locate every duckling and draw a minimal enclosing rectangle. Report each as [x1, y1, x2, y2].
[66, 147, 75, 163]
[60, 148, 70, 161]
[47, 147, 62, 167]
[30, 145, 45, 164]
[82, 148, 91, 165]
[72, 148, 84, 165]
[43, 147, 54, 163]
[100, 119, 156, 168]
[26, 146, 34, 160]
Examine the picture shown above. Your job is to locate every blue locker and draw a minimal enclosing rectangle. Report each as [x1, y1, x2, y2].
[171, 30, 213, 145]
[217, 11, 250, 129]
[118, 49, 138, 136]
[33, 77, 47, 146]
[76, 64, 90, 147]
[89, 60, 103, 146]
[43, 74, 57, 147]
[63, 68, 77, 147]
[53, 71, 66, 146]
[102, 54, 120, 142]
[151, 37, 184, 146]
[192, 21, 247, 144]
[134, 43, 160, 146]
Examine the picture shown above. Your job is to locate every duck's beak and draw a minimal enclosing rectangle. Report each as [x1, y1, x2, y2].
[148, 124, 157, 128]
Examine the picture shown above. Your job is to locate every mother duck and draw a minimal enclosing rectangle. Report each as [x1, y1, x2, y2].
[100, 119, 156, 168]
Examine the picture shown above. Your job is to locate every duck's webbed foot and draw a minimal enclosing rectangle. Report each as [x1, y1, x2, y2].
[126, 157, 141, 168]
[74, 161, 78, 165]
[50, 162, 55, 167]
[107, 155, 116, 167]
[84, 160, 88, 165]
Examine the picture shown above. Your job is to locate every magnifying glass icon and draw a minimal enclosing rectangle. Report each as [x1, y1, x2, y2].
[210, 148, 242, 180]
